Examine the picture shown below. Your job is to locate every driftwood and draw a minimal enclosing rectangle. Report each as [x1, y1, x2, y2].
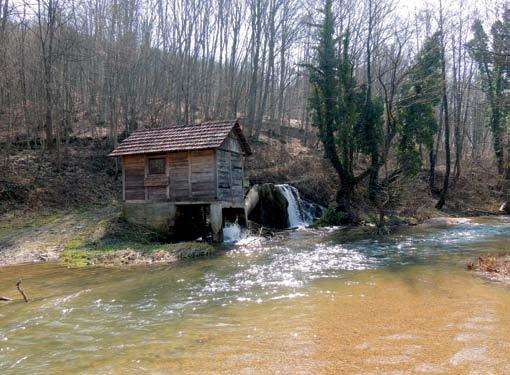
[16, 280, 28, 303]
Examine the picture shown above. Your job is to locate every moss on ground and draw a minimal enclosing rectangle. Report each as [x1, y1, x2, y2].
[61, 216, 215, 267]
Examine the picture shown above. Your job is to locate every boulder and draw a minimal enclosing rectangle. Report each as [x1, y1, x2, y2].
[245, 183, 289, 229]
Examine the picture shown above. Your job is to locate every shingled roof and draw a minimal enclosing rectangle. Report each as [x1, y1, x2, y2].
[109, 120, 252, 157]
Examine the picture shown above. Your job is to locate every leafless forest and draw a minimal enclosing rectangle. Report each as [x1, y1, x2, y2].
[0, 0, 507, 209]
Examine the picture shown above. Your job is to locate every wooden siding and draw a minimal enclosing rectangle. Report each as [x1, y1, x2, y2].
[190, 150, 216, 199]
[168, 150, 217, 201]
[219, 131, 243, 154]
[217, 130, 244, 201]
[217, 150, 231, 200]
[147, 186, 167, 201]
[123, 148, 243, 203]
[216, 149, 244, 202]
[144, 174, 167, 187]
[168, 151, 191, 201]
[123, 155, 145, 200]
[231, 153, 244, 200]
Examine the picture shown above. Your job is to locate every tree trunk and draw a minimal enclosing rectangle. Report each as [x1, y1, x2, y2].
[429, 148, 436, 193]
[436, 5, 450, 209]
[335, 176, 356, 223]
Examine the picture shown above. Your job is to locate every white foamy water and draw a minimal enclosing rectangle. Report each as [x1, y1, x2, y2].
[223, 223, 244, 243]
[223, 222, 263, 246]
[276, 184, 323, 228]
[277, 184, 304, 228]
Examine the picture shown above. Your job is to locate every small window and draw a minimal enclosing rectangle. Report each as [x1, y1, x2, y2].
[148, 158, 165, 175]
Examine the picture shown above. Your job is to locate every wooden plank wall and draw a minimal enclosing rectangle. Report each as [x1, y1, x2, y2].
[123, 148, 238, 203]
[145, 155, 169, 201]
[217, 150, 231, 200]
[231, 153, 244, 200]
[168, 151, 191, 200]
[123, 155, 145, 200]
[147, 186, 167, 201]
[190, 150, 216, 199]
[220, 134, 243, 154]
[217, 131, 245, 202]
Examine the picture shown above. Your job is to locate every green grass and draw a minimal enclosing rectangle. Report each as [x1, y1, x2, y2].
[60, 216, 215, 267]
[0, 210, 65, 233]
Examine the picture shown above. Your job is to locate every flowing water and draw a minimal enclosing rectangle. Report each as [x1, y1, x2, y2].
[1, 217, 510, 374]
[276, 184, 323, 228]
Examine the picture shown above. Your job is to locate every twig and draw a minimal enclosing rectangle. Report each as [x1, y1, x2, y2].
[0, 296, 12, 301]
[16, 280, 28, 303]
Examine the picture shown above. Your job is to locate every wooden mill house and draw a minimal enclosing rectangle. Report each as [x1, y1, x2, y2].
[109, 120, 252, 242]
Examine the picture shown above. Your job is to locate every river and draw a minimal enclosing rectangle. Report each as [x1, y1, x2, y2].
[1, 217, 510, 374]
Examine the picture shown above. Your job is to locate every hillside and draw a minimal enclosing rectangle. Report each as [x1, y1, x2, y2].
[1, 125, 503, 223]
[0, 138, 120, 215]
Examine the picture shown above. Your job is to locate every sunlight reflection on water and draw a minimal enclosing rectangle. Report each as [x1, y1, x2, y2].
[1, 217, 510, 373]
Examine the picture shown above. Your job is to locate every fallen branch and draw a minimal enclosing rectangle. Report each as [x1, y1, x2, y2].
[0, 296, 12, 301]
[16, 280, 28, 303]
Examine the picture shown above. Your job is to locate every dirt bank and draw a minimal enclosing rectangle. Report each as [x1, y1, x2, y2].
[0, 207, 215, 267]
[0, 207, 117, 265]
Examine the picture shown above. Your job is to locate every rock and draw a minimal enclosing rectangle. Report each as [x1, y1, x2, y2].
[246, 220, 275, 237]
[246, 183, 289, 229]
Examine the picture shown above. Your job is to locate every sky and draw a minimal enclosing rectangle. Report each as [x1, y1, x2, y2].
[397, 0, 498, 16]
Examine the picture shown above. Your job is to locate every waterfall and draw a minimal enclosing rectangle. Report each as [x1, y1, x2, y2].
[276, 184, 323, 228]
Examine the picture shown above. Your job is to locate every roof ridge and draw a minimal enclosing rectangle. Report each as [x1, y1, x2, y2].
[133, 119, 237, 133]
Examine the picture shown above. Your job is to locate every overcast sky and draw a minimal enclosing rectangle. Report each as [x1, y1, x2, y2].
[397, 0, 498, 15]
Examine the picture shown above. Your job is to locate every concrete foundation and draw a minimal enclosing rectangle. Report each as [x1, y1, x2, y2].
[122, 200, 245, 242]
[209, 203, 223, 242]
[122, 202, 177, 232]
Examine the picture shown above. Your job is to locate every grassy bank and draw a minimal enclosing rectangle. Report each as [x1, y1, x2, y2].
[0, 205, 215, 267]
[61, 216, 215, 267]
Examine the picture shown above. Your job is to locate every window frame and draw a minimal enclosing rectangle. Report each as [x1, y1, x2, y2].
[147, 157, 166, 175]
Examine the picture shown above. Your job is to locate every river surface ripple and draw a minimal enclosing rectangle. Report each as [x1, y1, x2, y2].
[1, 217, 510, 374]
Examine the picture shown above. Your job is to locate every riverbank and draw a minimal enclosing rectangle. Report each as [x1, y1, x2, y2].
[1, 202, 507, 268]
[0, 206, 215, 267]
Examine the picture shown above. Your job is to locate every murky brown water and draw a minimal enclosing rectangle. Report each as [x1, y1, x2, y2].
[1, 217, 510, 374]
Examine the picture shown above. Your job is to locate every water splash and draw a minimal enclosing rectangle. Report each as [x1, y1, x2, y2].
[223, 222, 244, 243]
[223, 222, 263, 246]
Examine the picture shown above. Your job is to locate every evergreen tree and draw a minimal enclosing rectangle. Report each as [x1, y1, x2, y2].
[308, 0, 380, 223]
[398, 33, 442, 177]
[468, 11, 510, 176]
